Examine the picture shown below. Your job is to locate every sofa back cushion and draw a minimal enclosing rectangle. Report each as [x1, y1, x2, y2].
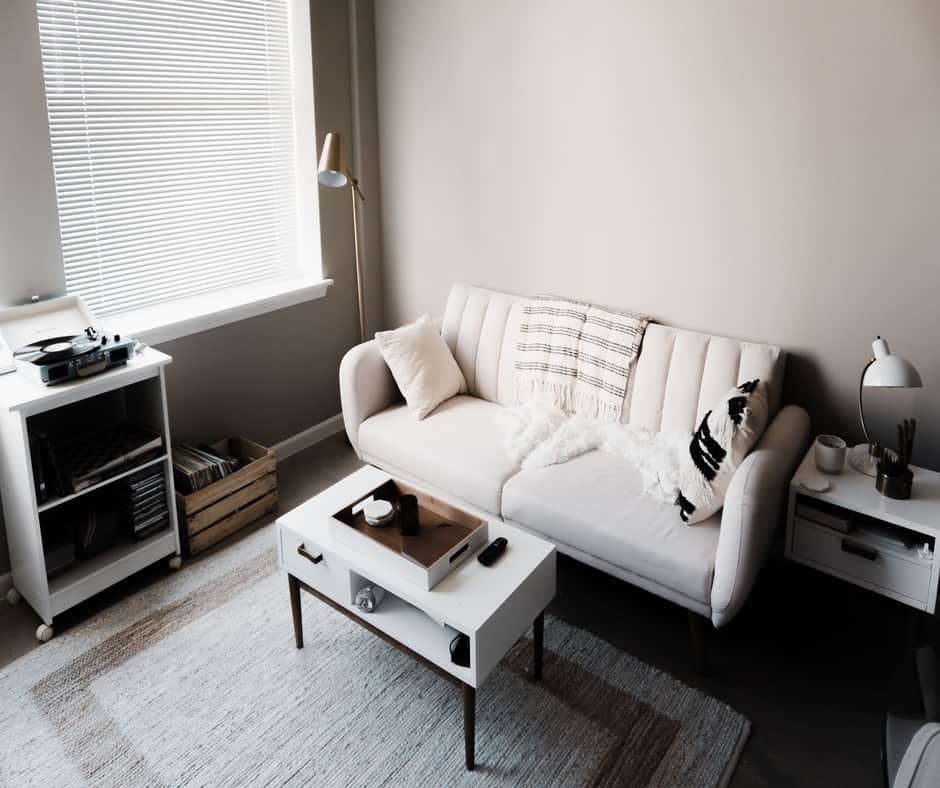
[625, 324, 784, 432]
[441, 282, 525, 407]
[440, 282, 785, 432]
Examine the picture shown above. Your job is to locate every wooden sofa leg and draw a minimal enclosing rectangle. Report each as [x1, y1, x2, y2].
[688, 611, 711, 676]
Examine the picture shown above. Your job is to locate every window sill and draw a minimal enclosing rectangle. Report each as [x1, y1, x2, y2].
[107, 276, 333, 346]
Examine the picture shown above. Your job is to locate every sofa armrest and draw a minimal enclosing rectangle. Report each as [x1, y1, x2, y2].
[710, 404, 810, 628]
[339, 339, 400, 456]
[893, 722, 940, 788]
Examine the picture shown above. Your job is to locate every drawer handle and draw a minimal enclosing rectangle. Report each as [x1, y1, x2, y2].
[297, 544, 323, 564]
[841, 539, 877, 561]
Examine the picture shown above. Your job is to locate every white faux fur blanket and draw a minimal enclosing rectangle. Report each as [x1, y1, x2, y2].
[498, 402, 691, 504]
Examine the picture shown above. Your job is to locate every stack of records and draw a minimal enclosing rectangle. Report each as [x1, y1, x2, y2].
[173, 444, 240, 494]
[118, 467, 169, 540]
[49, 422, 163, 494]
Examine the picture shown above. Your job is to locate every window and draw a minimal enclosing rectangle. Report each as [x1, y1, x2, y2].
[35, 0, 322, 333]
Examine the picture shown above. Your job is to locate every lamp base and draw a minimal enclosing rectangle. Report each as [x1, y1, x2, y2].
[849, 443, 880, 477]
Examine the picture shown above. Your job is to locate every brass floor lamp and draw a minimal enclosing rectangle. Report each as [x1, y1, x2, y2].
[317, 132, 367, 343]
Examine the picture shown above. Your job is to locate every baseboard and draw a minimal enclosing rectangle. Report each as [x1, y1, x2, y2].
[271, 414, 345, 461]
[0, 571, 11, 597]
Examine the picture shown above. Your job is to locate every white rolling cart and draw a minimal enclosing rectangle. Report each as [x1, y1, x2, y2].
[0, 347, 181, 641]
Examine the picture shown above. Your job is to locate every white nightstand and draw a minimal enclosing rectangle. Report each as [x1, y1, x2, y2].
[785, 447, 940, 614]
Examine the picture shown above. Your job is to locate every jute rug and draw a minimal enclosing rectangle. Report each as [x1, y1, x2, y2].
[0, 528, 749, 787]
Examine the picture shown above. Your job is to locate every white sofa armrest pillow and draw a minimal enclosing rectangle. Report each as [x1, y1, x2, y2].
[375, 314, 467, 420]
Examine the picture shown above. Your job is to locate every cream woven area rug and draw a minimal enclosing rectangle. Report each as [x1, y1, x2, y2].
[0, 528, 749, 787]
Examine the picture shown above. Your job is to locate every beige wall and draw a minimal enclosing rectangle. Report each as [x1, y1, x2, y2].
[374, 0, 940, 467]
[0, 0, 381, 576]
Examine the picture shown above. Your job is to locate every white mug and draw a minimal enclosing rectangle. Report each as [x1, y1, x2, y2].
[814, 434, 847, 475]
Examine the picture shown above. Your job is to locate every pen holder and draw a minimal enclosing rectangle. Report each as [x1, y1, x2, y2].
[876, 468, 913, 500]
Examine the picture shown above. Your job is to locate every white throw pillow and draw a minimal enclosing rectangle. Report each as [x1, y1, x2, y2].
[675, 380, 769, 524]
[375, 314, 466, 420]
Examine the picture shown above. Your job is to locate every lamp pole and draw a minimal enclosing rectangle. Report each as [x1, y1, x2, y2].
[317, 132, 367, 344]
[348, 171, 366, 344]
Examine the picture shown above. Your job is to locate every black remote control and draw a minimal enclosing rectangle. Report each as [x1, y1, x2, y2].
[477, 537, 508, 566]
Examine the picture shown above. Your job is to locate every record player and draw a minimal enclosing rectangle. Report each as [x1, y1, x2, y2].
[14, 327, 136, 385]
[0, 296, 137, 386]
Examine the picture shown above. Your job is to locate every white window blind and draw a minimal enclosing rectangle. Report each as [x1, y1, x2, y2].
[36, 0, 305, 317]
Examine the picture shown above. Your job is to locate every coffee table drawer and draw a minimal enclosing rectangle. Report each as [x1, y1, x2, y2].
[791, 519, 931, 604]
[280, 526, 349, 603]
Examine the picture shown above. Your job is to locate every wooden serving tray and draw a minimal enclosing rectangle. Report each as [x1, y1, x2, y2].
[330, 478, 489, 589]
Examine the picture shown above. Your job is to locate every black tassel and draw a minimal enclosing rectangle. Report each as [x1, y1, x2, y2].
[676, 492, 696, 523]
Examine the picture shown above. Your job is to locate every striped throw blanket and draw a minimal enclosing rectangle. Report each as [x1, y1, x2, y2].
[514, 295, 648, 422]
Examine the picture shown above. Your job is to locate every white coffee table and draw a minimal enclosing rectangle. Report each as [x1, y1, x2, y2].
[276, 465, 556, 771]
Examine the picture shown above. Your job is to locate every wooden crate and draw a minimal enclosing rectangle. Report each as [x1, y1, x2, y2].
[176, 437, 278, 556]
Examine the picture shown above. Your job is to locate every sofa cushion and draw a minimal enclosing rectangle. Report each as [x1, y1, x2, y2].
[502, 450, 721, 604]
[358, 395, 519, 515]
[441, 282, 524, 406]
[625, 323, 785, 433]
[375, 314, 466, 419]
[438, 283, 787, 428]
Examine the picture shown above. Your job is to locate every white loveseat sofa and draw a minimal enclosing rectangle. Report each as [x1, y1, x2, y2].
[340, 283, 809, 632]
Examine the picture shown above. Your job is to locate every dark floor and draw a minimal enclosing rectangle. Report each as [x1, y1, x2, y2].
[1, 432, 933, 786]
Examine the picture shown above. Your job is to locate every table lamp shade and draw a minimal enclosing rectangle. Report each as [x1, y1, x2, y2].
[317, 132, 348, 188]
[851, 336, 922, 476]
[863, 337, 922, 388]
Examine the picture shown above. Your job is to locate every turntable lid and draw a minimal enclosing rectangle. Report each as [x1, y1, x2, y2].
[0, 295, 98, 375]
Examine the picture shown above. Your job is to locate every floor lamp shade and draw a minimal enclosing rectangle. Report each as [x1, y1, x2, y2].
[317, 132, 348, 188]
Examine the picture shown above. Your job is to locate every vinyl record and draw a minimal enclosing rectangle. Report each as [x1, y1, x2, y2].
[13, 335, 99, 365]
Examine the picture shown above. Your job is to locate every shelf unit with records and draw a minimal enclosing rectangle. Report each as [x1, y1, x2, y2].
[36, 453, 168, 514]
[0, 347, 181, 642]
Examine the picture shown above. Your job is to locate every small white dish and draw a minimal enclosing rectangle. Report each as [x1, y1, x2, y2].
[799, 476, 832, 493]
[363, 499, 394, 527]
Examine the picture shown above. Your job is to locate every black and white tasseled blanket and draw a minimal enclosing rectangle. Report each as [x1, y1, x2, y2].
[513, 295, 648, 422]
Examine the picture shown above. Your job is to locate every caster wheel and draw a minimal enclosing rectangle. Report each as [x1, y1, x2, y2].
[36, 624, 54, 643]
[168, 556, 182, 570]
[5, 587, 21, 606]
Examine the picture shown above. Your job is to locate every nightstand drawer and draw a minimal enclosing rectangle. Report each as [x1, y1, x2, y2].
[791, 519, 932, 604]
[279, 526, 349, 604]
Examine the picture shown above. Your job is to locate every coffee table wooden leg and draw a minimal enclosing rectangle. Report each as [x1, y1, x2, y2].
[289, 575, 303, 649]
[463, 684, 475, 770]
[533, 611, 544, 680]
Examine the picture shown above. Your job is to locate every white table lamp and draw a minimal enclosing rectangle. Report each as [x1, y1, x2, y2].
[850, 336, 922, 476]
